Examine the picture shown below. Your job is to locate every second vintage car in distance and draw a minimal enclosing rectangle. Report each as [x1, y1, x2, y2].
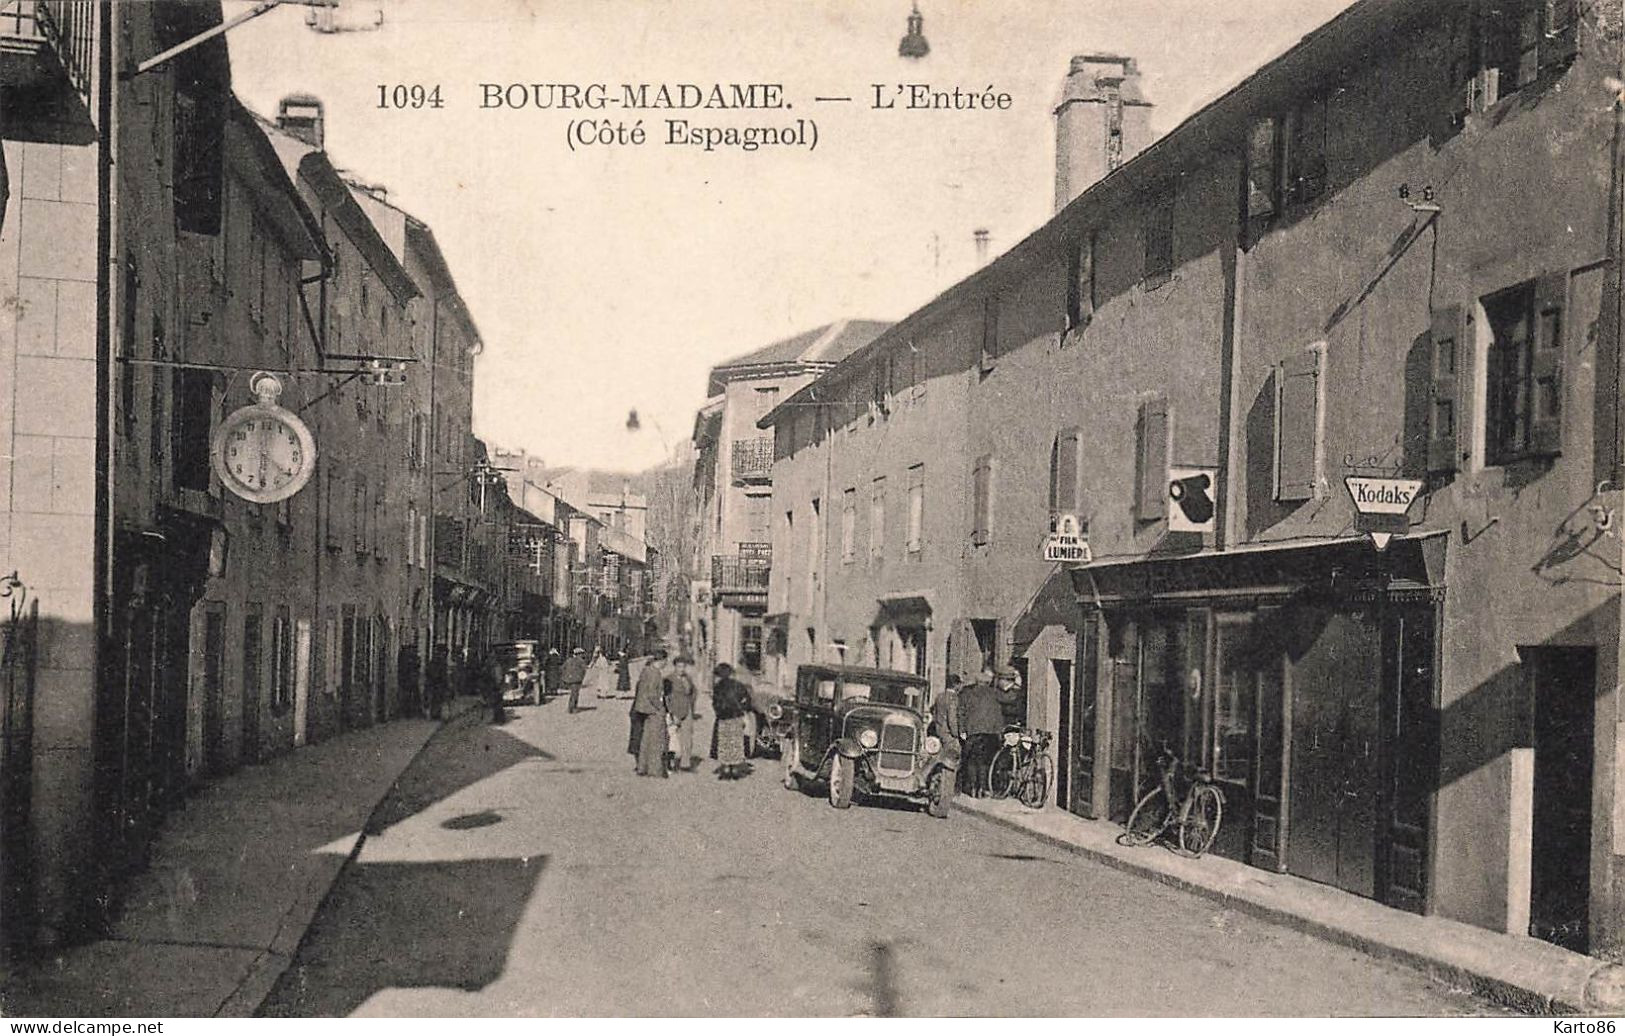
[780, 663, 955, 818]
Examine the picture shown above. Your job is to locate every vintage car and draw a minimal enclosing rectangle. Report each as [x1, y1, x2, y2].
[740, 680, 792, 759]
[780, 664, 955, 817]
[493, 640, 540, 706]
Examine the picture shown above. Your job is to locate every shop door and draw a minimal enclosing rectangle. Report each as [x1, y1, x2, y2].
[241, 605, 262, 765]
[1528, 646, 1595, 952]
[1288, 609, 1381, 897]
[1066, 614, 1099, 818]
[200, 606, 227, 776]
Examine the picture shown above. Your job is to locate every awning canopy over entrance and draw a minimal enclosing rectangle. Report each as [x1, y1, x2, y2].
[1068, 531, 1448, 609]
[876, 590, 933, 614]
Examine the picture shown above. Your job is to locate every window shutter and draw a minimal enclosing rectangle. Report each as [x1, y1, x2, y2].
[1427, 305, 1467, 475]
[972, 455, 992, 546]
[1541, 0, 1579, 72]
[1135, 398, 1169, 520]
[1274, 347, 1322, 502]
[980, 296, 999, 373]
[1529, 271, 1568, 456]
[947, 618, 980, 683]
[1246, 117, 1279, 224]
[1051, 427, 1083, 524]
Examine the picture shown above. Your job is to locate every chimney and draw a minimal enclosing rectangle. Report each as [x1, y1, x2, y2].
[277, 93, 325, 149]
[1054, 54, 1152, 212]
[973, 228, 990, 265]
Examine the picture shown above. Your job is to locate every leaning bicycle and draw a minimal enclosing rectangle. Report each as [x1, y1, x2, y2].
[1120, 741, 1224, 857]
[987, 727, 1053, 809]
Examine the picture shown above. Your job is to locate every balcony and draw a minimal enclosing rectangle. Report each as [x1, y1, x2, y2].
[730, 437, 774, 484]
[712, 551, 770, 600]
[1, 2, 95, 131]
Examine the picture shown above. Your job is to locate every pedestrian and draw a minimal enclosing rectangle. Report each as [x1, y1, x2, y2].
[616, 651, 631, 697]
[590, 647, 614, 699]
[543, 648, 563, 701]
[995, 665, 1027, 728]
[930, 672, 965, 775]
[397, 642, 421, 719]
[427, 643, 450, 720]
[632, 650, 669, 777]
[712, 662, 751, 780]
[562, 646, 587, 714]
[488, 652, 507, 724]
[958, 666, 1004, 798]
[664, 655, 699, 772]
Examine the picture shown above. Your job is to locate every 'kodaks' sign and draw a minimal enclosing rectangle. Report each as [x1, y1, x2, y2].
[1343, 476, 1423, 515]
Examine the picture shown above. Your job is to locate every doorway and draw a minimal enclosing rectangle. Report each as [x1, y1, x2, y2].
[241, 604, 262, 765]
[200, 605, 227, 776]
[1527, 646, 1595, 952]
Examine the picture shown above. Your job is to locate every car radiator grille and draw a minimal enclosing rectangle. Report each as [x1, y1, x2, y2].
[877, 722, 916, 773]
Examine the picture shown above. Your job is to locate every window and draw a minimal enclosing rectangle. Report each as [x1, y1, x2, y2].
[906, 464, 924, 555]
[1273, 344, 1325, 502]
[806, 498, 821, 611]
[149, 316, 167, 467]
[971, 454, 994, 547]
[1144, 191, 1173, 287]
[979, 295, 999, 374]
[248, 217, 265, 326]
[841, 488, 856, 563]
[1245, 117, 1280, 227]
[171, 368, 213, 492]
[271, 605, 292, 714]
[1283, 95, 1328, 208]
[1485, 274, 1566, 464]
[1135, 397, 1170, 521]
[323, 465, 341, 548]
[353, 476, 367, 553]
[407, 503, 418, 566]
[322, 612, 338, 694]
[871, 356, 891, 417]
[1066, 233, 1096, 331]
[870, 477, 886, 562]
[373, 490, 385, 559]
[1049, 427, 1084, 528]
[419, 513, 429, 569]
[754, 385, 780, 419]
[410, 412, 425, 469]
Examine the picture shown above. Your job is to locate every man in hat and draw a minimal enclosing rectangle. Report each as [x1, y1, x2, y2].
[561, 646, 588, 714]
[958, 666, 1004, 797]
[664, 655, 700, 771]
[994, 664, 1027, 729]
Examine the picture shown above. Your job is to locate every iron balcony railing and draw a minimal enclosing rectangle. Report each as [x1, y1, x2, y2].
[0, 1, 94, 108]
[730, 437, 774, 483]
[712, 552, 770, 594]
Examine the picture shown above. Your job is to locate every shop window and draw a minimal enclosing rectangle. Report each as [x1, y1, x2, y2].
[870, 476, 887, 563]
[906, 464, 925, 556]
[1134, 397, 1170, 521]
[1273, 344, 1325, 502]
[1049, 427, 1085, 529]
[1066, 233, 1096, 331]
[1485, 274, 1566, 464]
[841, 488, 856, 564]
[1143, 191, 1174, 288]
[171, 367, 213, 492]
[980, 295, 999, 374]
[971, 454, 995, 547]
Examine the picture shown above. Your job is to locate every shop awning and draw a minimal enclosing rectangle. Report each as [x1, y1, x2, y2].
[1069, 530, 1448, 608]
[876, 590, 934, 614]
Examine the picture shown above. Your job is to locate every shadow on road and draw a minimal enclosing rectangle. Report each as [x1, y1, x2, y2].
[259, 855, 549, 1017]
[365, 717, 552, 836]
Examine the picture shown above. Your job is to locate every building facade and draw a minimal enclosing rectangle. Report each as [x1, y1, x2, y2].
[764, 0, 1625, 957]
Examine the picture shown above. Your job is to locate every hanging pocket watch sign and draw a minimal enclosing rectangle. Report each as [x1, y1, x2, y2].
[210, 371, 318, 504]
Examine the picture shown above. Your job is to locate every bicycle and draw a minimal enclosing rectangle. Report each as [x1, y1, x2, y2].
[1119, 740, 1224, 857]
[987, 727, 1053, 809]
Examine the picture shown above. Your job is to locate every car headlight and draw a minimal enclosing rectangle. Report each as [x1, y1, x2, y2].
[767, 702, 784, 721]
[1003, 730, 1021, 747]
[858, 728, 879, 749]
[923, 735, 942, 755]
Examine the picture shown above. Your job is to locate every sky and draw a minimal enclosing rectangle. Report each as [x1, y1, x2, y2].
[224, 0, 1358, 472]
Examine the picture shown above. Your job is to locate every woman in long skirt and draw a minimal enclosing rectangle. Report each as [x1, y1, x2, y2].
[712, 663, 749, 779]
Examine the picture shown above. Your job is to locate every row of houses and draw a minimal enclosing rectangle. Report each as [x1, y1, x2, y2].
[692, 0, 1625, 959]
[0, 1, 656, 951]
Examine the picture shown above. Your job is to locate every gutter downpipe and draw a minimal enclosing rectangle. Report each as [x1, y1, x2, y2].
[1608, 0, 1625, 961]
[1217, 165, 1249, 553]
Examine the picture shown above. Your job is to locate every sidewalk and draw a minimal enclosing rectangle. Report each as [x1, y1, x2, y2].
[1, 696, 485, 1018]
[955, 793, 1625, 1015]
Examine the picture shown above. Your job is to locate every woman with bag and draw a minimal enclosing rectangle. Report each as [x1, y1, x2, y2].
[712, 663, 751, 780]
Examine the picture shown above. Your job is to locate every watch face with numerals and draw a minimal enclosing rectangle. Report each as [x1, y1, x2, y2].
[210, 403, 318, 504]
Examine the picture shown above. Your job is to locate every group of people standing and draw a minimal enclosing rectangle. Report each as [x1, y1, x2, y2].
[929, 664, 1026, 797]
[627, 652, 755, 780]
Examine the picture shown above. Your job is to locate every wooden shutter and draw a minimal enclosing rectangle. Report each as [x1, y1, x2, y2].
[1246, 117, 1279, 224]
[1136, 398, 1169, 520]
[1540, 0, 1579, 73]
[1052, 427, 1084, 523]
[947, 618, 980, 683]
[980, 296, 998, 372]
[1529, 271, 1568, 456]
[1274, 347, 1322, 501]
[972, 455, 993, 546]
[1427, 305, 1467, 475]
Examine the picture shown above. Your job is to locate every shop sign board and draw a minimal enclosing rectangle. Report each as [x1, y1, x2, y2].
[1344, 476, 1424, 549]
[1168, 466, 1218, 533]
[1044, 513, 1092, 564]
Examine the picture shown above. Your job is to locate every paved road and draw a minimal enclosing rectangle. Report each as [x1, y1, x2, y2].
[262, 695, 1500, 1017]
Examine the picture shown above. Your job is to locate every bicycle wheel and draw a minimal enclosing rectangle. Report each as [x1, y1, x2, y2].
[1018, 755, 1052, 810]
[1178, 784, 1224, 857]
[1121, 786, 1169, 845]
[987, 745, 1018, 799]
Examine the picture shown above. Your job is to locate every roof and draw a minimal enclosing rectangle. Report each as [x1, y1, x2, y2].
[759, 0, 1431, 432]
[707, 319, 891, 394]
[226, 100, 324, 263]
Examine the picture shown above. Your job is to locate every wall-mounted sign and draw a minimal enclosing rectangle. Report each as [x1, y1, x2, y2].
[1344, 476, 1423, 549]
[1168, 466, 1218, 533]
[209, 372, 317, 505]
[1044, 513, 1092, 563]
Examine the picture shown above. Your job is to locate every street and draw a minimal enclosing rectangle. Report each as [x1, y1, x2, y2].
[261, 696, 1502, 1017]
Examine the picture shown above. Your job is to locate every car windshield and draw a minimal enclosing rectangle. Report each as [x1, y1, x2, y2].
[838, 681, 872, 703]
[870, 682, 919, 708]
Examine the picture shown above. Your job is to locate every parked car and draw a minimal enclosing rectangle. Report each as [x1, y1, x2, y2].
[741, 680, 791, 759]
[780, 664, 954, 817]
[493, 640, 540, 706]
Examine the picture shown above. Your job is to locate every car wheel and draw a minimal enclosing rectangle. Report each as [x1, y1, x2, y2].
[927, 767, 951, 819]
[828, 754, 854, 810]
[781, 735, 800, 791]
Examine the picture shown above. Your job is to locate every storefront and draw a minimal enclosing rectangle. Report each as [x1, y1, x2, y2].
[1069, 533, 1445, 914]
